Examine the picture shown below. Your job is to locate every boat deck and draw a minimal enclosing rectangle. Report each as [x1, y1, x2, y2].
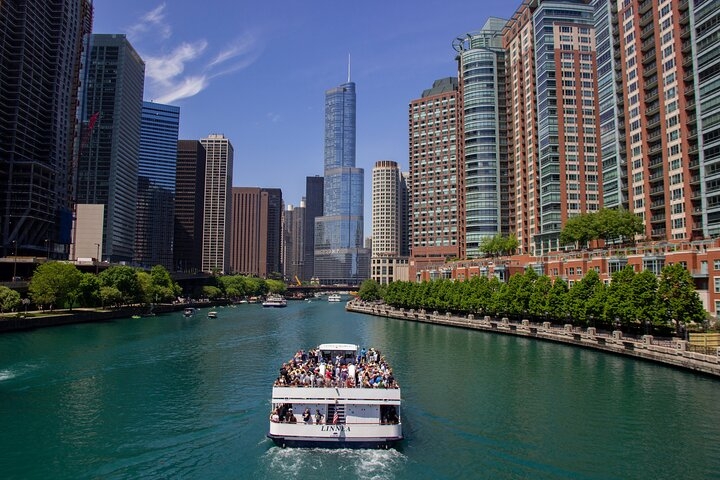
[274, 346, 399, 389]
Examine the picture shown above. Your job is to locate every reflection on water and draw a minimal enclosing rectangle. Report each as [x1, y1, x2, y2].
[0, 302, 719, 479]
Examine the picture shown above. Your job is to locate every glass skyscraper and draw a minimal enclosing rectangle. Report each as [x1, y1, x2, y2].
[454, 18, 509, 258]
[77, 34, 145, 263]
[314, 81, 370, 285]
[134, 101, 180, 269]
[0, 0, 92, 258]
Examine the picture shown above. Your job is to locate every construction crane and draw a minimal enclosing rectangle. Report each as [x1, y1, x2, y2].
[294, 275, 302, 286]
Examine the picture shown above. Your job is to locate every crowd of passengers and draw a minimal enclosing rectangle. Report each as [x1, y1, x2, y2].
[273, 346, 399, 389]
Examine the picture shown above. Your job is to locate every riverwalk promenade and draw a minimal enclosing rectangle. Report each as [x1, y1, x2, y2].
[346, 300, 720, 378]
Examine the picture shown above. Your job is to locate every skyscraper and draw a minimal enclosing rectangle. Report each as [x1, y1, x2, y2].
[200, 134, 233, 274]
[76, 34, 145, 263]
[409, 78, 462, 277]
[283, 201, 305, 283]
[0, 0, 92, 258]
[174, 140, 206, 273]
[535, 1, 598, 254]
[314, 80, 370, 285]
[614, 0, 700, 241]
[303, 176, 324, 281]
[135, 102, 180, 269]
[504, 1, 599, 255]
[229, 187, 283, 277]
[453, 18, 510, 258]
[371, 161, 409, 284]
[504, 2, 539, 255]
[695, 0, 720, 237]
[593, 0, 626, 211]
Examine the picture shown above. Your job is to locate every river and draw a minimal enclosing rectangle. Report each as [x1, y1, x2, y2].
[1, 299, 718, 479]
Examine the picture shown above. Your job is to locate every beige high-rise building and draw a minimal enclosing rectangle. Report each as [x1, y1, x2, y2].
[371, 161, 408, 284]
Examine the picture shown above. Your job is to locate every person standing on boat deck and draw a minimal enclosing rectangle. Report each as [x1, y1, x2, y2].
[347, 363, 356, 387]
[303, 408, 311, 423]
[315, 410, 324, 424]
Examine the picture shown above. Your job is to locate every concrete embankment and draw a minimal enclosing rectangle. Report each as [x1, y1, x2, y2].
[0, 302, 224, 333]
[346, 301, 720, 378]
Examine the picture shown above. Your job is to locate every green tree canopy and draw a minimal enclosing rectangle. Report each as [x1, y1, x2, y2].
[203, 285, 223, 299]
[0, 286, 21, 315]
[480, 234, 519, 257]
[149, 265, 181, 302]
[78, 273, 101, 307]
[28, 261, 83, 310]
[99, 266, 141, 306]
[560, 208, 644, 247]
[657, 263, 706, 329]
[358, 279, 383, 301]
[266, 279, 286, 294]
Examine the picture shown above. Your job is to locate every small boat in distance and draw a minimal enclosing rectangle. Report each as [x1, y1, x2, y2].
[328, 294, 342, 302]
[262, 295, 288, 308]
[268, 343, 402, 448]
[183, 307, 196, 317]
[207, 311, 218, 319]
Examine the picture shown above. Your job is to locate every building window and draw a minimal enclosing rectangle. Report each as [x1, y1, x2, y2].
[715, 277, 720, 294]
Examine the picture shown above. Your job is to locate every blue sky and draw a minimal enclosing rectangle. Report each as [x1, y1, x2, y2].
[92, 0, 515, 235]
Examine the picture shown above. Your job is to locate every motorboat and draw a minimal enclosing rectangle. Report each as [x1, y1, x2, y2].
[183, 307, 196, 317]
[328, 294, 342, 302]
[207, 311, 218, 319]
[262, 295, 287, 308]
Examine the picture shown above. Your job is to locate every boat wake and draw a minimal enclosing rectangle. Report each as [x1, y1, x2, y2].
[262, 446, 406, 480]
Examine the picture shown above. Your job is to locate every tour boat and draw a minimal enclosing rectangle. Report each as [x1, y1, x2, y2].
[262, 295, 288, 308]
[327, 294, 342, 302]
[267, 343, 402, 449]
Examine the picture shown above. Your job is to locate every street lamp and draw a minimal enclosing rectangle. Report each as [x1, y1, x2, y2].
[45, 238, 50, 259]
[94, 243, 100, 274]
[12, 240, 17, 280]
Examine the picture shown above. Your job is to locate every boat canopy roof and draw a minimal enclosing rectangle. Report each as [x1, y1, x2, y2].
[317, 343, 358, 353]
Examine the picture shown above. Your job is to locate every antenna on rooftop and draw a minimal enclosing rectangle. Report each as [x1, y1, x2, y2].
[347, 53, 351, 83]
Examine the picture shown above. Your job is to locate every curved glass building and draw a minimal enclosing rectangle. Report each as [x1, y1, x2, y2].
[453, 18, 509, 258]
[314, 81, 370, 285]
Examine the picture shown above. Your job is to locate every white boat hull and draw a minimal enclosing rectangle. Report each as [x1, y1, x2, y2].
[269, 386, 402, 448]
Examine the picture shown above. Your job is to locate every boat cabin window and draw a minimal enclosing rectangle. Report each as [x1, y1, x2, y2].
[319, 349, 356, 364]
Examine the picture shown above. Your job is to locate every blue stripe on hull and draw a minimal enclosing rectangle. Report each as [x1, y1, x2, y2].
[267, 434, 403, 449]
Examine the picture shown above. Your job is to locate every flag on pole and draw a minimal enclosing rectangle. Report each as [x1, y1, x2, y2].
[81, 112, 100, 149]
[332, 411, 339, 424]
[87, 112, 100, 131]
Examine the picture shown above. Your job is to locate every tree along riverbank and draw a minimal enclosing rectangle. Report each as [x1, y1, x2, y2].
[0, 301, 229, 333]
[346, 300, 720, 378]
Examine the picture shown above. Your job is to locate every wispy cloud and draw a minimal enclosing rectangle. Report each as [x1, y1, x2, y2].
[154, 76, 208, 104]
[144, 41, 208, 87]
[127, 3, 171, 42]
[131, 4, 261, 104]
